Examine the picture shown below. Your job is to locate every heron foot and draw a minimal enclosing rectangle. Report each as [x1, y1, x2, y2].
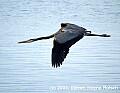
[101, 34, 111, 37]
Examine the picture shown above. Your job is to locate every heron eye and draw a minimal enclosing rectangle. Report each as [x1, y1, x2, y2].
[61, 23, 67, 27]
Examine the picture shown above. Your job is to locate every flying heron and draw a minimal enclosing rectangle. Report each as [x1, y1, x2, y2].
[18, 23, 111, 68]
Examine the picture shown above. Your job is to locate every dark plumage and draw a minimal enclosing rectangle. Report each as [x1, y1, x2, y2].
[52, 35, 84, 67]
[18, 23, 111, 68]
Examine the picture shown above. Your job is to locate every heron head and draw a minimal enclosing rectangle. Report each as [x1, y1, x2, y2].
[61, 23, 67, 27]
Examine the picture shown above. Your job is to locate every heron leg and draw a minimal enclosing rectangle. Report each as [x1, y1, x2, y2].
[85, 33, 111, 37]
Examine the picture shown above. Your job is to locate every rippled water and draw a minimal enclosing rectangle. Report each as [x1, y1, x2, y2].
[0, 0, 120, 93]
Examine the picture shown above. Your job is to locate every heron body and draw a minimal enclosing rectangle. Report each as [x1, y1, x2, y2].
[18, 23, 111, 68]
[54, 23, 86, 43]
[52, 23, 86, 67]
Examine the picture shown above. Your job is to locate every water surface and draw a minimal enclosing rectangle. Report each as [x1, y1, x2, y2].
[0, 0, 120, 93]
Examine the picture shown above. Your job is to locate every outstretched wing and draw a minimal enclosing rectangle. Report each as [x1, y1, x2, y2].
[52, 40, 69, 68]
[52, 23, 85, 68]
[52, 35, 84, 68]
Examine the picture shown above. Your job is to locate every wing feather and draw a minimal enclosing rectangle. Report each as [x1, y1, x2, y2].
[52, 23, 85, 68]
[52, 34, 84, 68]
[52, 40, 69, 68]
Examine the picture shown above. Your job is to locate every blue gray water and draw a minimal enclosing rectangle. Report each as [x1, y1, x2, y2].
[0, 0, 120, 93]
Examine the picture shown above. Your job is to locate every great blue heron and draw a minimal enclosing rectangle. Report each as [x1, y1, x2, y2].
[18, 23, 111, 68]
